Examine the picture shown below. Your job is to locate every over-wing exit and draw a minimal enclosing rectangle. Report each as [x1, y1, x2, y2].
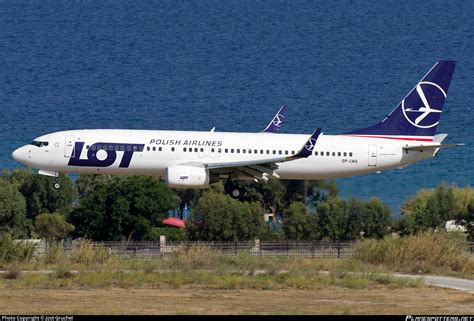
[12, 61, 463, 195]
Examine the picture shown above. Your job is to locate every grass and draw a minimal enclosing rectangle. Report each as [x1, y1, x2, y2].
[1, 237, 473, 315]
[354, 232, 474, 276]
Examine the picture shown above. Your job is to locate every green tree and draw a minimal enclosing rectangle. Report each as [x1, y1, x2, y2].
[317, 197, 349, 240]
[281, 202, 318, 240]
[364, 198, 391, 239]
[317, 197, 391, 240]
[5, 169, 76, 220]
[70, 176, 179, 241]
[34, 212, 75, 242]
[233, 179, 286, 214]
[399, 184, 474, 235]
[186, 190, 265, 241]
[0, 179, 29, 238]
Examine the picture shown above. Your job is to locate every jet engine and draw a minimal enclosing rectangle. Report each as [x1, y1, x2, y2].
[166, 165, 210, 189]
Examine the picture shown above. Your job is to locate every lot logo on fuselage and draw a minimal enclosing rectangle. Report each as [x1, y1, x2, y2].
[401, 81, 446, 129]
[68, 142, 144, 168]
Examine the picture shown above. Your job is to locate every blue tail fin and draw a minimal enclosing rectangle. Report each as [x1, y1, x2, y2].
[262, 105, 288, 133]
[346, 61, 456, 138]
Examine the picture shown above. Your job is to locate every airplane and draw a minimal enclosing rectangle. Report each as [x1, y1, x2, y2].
[12, 61, 463, 197]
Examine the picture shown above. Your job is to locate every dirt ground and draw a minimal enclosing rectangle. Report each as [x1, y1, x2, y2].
[1, 286, 473, 315]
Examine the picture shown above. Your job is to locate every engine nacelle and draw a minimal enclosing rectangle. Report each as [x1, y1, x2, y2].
[165, 165, 210, 189]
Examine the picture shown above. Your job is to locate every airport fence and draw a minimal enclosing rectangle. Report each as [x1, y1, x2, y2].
[69, 240, 357, 259]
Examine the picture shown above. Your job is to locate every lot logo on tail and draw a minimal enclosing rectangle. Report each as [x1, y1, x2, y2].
[402, 81, 447, 129]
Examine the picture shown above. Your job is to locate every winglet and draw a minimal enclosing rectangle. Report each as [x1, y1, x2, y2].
[288, 128, 322, 160]
[262, 105, 288, 133]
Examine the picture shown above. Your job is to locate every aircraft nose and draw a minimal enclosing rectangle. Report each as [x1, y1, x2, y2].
[12, 146, 27, 164]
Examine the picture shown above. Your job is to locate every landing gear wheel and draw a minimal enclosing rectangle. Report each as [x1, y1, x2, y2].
[225, 180, 241, 199]
[54, 182, 60, 189]
[231, 188, 240, 198]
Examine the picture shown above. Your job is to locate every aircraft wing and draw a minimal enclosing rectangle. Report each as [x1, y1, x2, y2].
[261, 105, 288, 133]
[179, 128, 322, 182]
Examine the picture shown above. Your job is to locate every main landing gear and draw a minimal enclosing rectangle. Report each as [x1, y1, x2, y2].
[54, 172, 60, 189]
[224, 180, 241, 199]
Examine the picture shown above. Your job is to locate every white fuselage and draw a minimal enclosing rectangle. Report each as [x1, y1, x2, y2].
[12, 129, 437, 180]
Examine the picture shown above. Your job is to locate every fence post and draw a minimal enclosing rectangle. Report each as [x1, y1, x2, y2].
[311, 241, 315, 258]
[337, 241, 341, 259]
[234, 241, 237, 256]
[286, 240, 289, 257]
[160, 235, 166, 259]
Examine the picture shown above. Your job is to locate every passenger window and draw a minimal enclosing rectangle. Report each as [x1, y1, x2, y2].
[237, 149, 240, 153]
[211, 148, 215, 153]
[272, 150, 276, 154]
[189, 149, 192, 153]
[109, 145, 113, 151]
[171, 147, 175, 152]
[127, 146, 131, 151]
[115, 145, 120, 151]
[315, 151, 318, 156]
[147, 147, 150, 151]
[183, 147, 187, 152]
[159, 147, 162, 151]
[349, 152, 353, 157]
[326, 152, 330, 156]
[225, 148, 228, 153]
[344, 152, 347, 157]
[285, 150, 288, 155]
[91, 145, 96, 151]
[254, 149, 258, 154]
[338, 152, 341, 156]
[231, 149, 234, 153]
[86, 145, 90, 150]
[292, 151, 295, 155]
[120, 145, 125, 151]
[242, 149, 246, 154]
[260, 150, 264, 154]
[133, 146, 138, 151]
[266, 150, 270, 154]
[152, 147, 156, 152]
[200, 148, 203, 152]
[218, 148, 222, 153]
[332, 152, 335, 156]
[194, 148, 198, 152]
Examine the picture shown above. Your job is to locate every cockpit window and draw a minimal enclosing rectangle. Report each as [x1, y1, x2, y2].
[30, 141, 49, 147]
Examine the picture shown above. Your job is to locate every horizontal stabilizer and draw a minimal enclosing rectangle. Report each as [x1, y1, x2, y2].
[403, 143, 464, 152]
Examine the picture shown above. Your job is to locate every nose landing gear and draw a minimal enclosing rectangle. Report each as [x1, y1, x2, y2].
[54, 172, 61, 189]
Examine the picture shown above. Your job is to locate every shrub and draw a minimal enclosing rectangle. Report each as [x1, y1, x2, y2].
[0, 233, 36, 263]
[70, 240, 110, 265]
[354, 231, 470, 273]
[149, 227, 185, 242]
[43, 242, 68, 264]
